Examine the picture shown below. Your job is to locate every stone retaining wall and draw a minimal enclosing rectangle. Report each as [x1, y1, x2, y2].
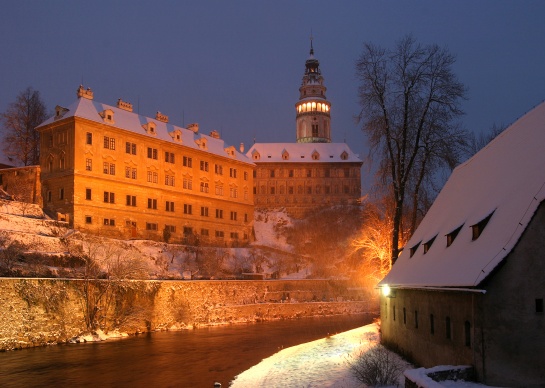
[0, 278, 377, 351]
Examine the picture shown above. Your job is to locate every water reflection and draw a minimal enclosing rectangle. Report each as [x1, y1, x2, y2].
[0, 314, 375, 387]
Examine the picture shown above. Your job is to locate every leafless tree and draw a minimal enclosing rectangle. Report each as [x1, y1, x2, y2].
[465, 123, 506, 157]
[356, 35, 468, 264]
[1, 87, 48, 166]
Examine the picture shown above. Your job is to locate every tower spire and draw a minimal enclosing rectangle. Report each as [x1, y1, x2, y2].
[295, 38, 331, 143]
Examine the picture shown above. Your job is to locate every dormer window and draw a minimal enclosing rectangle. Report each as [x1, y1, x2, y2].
[54, 105, 69, 121]
[423, 235, 437, 254]
[225, 146, 236, 157]
[409, 241, 421, 258]
[282, 150, 290, 160]
[99, 109, 115, 124]
[169, 129, 183, 143]
[446, 225, 464, 247]
[142, 122, 156, 135]
[252, 150, 260, 160]
[311, 150, 320, 160]
[195, 137, 207, 150]
[472, 211, 495, 241]
[340, 151, 349, 160]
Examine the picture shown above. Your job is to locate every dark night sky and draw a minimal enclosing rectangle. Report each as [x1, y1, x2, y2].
[1, 1, 544, 186]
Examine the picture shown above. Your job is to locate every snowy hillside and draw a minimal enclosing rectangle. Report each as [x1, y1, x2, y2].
[0, 199, 301, 279]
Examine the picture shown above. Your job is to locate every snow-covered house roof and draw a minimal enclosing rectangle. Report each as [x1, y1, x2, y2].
[380, 101, 545, 288]
[38, 96, 253, 165]
[246, 142, 361, 164]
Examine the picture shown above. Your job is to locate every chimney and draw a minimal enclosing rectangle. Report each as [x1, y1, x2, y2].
[77, 85, 94, 100]
[117, 99, 133, 112]
[187, 123, 199, 133]
[239, 142, 245, 153]
[155, 111, 169, 123]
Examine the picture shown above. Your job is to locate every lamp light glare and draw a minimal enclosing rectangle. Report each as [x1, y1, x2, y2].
[382, 285, 391, 297]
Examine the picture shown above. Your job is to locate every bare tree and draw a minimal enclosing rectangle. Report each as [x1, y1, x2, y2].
[1, 87, 48, 166]
[356, 35, 467, 264]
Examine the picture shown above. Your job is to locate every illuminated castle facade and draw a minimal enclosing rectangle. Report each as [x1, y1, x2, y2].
[37, 86, 254, 245]
[247, 41, 363, 217]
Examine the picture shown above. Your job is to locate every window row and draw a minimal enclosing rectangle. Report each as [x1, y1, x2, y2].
[257, 167, 357, 179]
[255, 184, 359, 195]
[84, 189, 249, 222]
[86, 133, 249, 179]
[83, 217, 249, 240]
[409, 211, 495, 258]
[391, 305, 472, 348]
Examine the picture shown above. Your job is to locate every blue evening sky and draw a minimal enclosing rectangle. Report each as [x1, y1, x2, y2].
[1, 1, 544, 183]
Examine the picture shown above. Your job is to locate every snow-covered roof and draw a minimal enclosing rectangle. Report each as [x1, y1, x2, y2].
[380, 100, 545, 288]
[246, 142, 362, 164]
[38, 97, 253, 165]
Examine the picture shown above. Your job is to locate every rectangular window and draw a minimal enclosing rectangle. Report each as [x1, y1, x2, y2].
[289, 169, 294, 178]
[393, 305, 396, 321]
[147, 147, 158, 160]
[103, 162, 115, 175]
[103, 218, 115, 226]
[126, 195, 136, 207]
[166, 201, 175, 212]
[414, 311, 419, 329]
[201, 229, 209, 236]
[230, 232, 239, 239]
[215, 164, 223, 175]
[288, 186, 294, 194]
[215, 230, 224, 239]
[230, 168, 237, 178]
[344, 168, 350, 178]
[325, 169, 330, 178]
[85, 216, 92, 224]
[446, 317, 451, 339]
[104, 136, 115, 150]
[126, 142, 137, 155]
[270, 169, 275, 178]
[536, 298, 544, 313]
[201, 206, 209, 217]
[146, 222, 158, 231]
[85, 188, 92, 200]
[430, 314, 435, 334]
[200, 182, 209, 193]
[215, 185, 223, 196]
[403, 307, 406, 324]
[244, 213, 248, 222]
[230, 187, 238, 198]
[230, 211, 237, 221]
[58, 188, 64, 200]
[184, 204, 192, 215]
[183, 156, 192, 167]
[165, 174, 175, 186]
[147, 171, 158, 183]
[216, 209, 223, 219]
[86, 132, 93, 145]
[86, 158, 92, 171]
[200, 160, 209, 172]
[465, 321, 471, 348]
[147, 198, 158, 209]
[165, 151, 175, 163]
[244, 190, 248, 200]
[244, 171, 248, 180]
[183, 178, 193, 190]
[103, 192, 115, 203]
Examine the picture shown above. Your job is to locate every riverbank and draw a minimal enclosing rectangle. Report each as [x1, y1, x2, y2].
[0, 278, 377, 351]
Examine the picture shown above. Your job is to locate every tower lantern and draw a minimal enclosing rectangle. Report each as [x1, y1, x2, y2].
[295, 38, 331, 143]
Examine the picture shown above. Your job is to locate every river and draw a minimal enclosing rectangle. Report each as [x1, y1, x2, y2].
[0, 314, 375, 387]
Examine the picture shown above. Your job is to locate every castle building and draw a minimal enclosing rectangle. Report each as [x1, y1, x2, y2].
[36, 86, 254, 245]
[246, 41, 363, 217]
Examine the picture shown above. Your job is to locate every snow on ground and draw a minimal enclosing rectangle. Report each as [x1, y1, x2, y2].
[231, 323, 405, 388]
[231, 322, 492, 388]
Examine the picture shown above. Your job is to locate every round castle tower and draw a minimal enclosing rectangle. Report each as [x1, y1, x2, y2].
[295, 39, 331, 143]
